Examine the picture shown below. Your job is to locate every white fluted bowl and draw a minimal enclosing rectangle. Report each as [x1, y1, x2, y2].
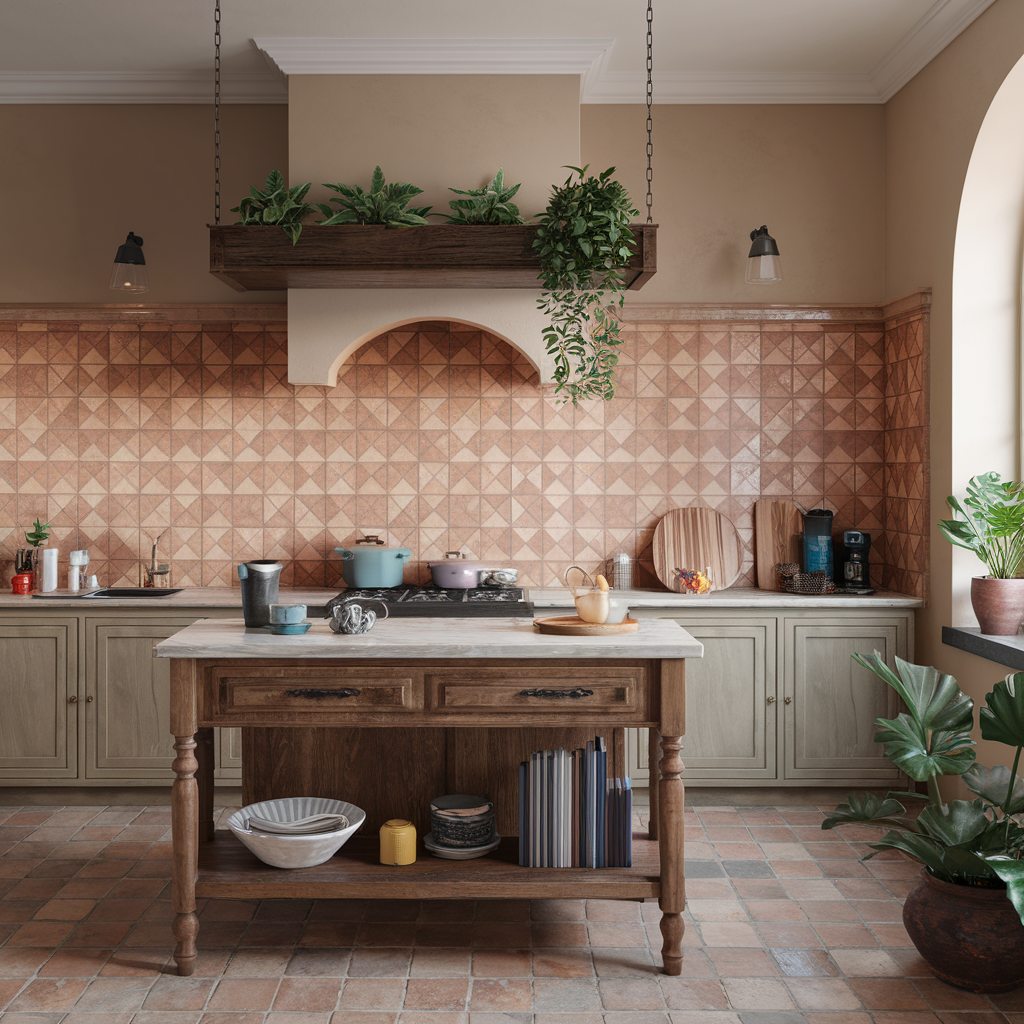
[226, 797, 365, 869]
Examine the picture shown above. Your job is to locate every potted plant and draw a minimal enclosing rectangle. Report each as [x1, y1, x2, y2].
[533, 165, 638, 404]
[230, 170, 315, 245]
[316, 166, 431, 227]
[444, 168, 524, 225]
[824, 651, 1024, 992]
[939, 471, 1024, 634]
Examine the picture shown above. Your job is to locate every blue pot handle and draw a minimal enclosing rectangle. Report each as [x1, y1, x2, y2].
[397, 549, 412, 561]
[334, 547, 354, 561]
[237, 563, 248, 580]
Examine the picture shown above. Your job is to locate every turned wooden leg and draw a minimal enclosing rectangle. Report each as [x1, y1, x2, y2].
[648, 728, 660, 841]
[658, 733, 685, 975]
[195, 727, 215, 843]
[172, 732, 200, 976]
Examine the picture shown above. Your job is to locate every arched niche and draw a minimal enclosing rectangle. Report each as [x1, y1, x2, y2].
[950, 50, 1024, 621]
[286, 289, 554, 385]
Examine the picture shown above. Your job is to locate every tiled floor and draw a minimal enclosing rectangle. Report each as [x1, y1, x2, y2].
[0, 802, 1020, 1023]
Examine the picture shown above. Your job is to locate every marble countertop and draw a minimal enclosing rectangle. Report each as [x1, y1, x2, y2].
[0, 584, 922, 610]
[153, 616, 704, 660]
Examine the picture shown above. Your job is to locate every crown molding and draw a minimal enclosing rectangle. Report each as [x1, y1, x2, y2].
[0, 71, 285, 104]
[254, 37, 615, 77]
[0, 1, 997, 106]
[870, 0, 997, 101]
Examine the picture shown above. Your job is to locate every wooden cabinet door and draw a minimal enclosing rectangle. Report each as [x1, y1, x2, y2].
[0, 620, 77, 778]
[660, 619, 777, 780]
[784, 618, 906, 781]
[86, 619, 198, 780]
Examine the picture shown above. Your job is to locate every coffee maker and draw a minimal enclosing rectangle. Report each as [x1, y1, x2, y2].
[841, 531, 873, 593]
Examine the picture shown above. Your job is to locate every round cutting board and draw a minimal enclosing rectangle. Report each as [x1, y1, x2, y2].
[652, 507, 743, 592]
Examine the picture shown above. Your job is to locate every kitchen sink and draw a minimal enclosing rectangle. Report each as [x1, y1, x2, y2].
[32, 587, 184, 599]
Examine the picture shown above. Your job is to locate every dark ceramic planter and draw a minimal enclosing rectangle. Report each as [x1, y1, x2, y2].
[971, 576, 1024, 635]
[903, 870, 1024, 992]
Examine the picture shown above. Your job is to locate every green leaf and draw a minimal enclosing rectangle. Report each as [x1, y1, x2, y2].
[964, 764, 1024, 813]
[870, 830, 996, 882]
[917, 799, 992, 847]
[821, 791, 910, 831]
[874, 712, 976, 780]
[986, 857, 1024, 925]
[981, 674, 1024, 748]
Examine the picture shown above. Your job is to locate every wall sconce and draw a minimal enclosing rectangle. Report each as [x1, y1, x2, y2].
[109, 232, 149, 293]
[745, 225, 782, 284]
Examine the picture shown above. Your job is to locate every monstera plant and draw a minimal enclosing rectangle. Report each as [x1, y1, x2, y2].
[824, 654, 1024, 990]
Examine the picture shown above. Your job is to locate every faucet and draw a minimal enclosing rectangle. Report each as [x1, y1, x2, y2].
[143, 529, 171, 588]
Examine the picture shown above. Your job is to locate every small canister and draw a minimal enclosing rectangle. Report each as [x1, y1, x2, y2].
[11, 573, 33, 595]
[379, 819, 417, 865]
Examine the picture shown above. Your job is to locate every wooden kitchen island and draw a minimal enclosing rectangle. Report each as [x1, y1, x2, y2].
[154, 617, 703, 977]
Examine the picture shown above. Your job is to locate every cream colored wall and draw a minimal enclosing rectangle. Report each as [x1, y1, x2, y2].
[884, 0, 1024, 773]
[0, 105, 288, 303]
[582, 104, 885, 304]
[287, 75, 580, 216]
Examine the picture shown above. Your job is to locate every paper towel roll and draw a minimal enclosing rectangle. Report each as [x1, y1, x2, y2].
[40, 547, 58, 593]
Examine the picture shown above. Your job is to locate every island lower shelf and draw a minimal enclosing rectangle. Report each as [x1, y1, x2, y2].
[197, 832, 661, 901]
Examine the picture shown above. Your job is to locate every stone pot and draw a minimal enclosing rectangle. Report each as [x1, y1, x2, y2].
[903, 870, 1024, 992]
[971, 576, 1024, 635]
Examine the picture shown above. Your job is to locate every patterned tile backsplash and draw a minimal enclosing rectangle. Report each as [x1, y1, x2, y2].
[0, 303, 928, 597]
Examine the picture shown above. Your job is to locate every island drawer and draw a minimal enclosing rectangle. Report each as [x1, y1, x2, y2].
[202, 667, 423, 723]
[425, 666, 650, 719]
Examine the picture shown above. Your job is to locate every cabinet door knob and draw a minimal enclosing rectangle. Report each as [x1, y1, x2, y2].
[785, 696, 792, 704]
[766, 696, 776, 704]
[67, 695, 77, 704]
[85, 695, 94, 703]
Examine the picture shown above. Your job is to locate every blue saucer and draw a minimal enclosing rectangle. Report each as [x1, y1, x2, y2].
[266, 622, 311, 635]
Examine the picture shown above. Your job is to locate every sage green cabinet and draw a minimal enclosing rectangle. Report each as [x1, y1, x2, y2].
[0, 619, 77, 779]
[783, 617, 906, 782]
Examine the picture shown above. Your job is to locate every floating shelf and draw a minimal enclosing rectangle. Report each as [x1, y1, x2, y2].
[196, 833, 660, 900]
[209, 223, 657, 292]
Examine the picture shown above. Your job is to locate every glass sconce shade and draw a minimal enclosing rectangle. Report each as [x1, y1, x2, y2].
[110, 232, 149, 293]
[746, 225, 782, 283]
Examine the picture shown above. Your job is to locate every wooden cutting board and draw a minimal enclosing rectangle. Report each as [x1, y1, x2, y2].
[652, 507, 743, 592]
[754, 499, 804, 591]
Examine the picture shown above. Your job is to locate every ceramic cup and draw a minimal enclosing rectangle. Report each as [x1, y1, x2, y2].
[604, 598, 629, 624]
[269, 603, 306, 625]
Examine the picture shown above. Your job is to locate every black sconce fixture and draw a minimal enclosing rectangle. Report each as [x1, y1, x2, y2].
[745, 225, 782, 284]
[109, 232, 149, 293]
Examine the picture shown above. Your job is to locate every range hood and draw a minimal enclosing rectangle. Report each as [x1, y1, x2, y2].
[213, 40, 657, 386]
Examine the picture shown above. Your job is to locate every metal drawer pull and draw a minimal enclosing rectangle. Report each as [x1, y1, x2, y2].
[519, 687, 595, 700]
[285, 688, 361, 700]
[68, 695, 77, 704]
[86, 695, 94, 703]
[785, 696, 792, 704]
[767, 696, 776, 704]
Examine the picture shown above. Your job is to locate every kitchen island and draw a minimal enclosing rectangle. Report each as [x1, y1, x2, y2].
[154, 616, 703, 977]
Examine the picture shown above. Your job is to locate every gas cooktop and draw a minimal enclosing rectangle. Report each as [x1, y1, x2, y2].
[310, 585, 534, 619]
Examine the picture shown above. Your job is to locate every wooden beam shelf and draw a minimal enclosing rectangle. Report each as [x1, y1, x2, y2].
[196, 833, 660, 901]
[209, 223, 657, 292]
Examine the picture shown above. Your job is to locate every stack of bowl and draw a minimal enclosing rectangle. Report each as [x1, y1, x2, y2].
[424, 794, 500, 860]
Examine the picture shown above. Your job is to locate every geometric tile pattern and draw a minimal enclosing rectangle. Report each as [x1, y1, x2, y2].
[3, 801, 1013, 1023]
[0, 311, 926, 592]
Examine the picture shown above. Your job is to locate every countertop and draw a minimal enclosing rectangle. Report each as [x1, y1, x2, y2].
[153, 617, 704, 660]
[0, 585, 923, 610]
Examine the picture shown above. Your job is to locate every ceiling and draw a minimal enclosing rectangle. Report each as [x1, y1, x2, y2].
[0, 0, 997, 103]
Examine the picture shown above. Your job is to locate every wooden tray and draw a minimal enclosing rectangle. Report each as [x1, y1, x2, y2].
[533, 616, 639, 636]
[652, 506, 743, 592]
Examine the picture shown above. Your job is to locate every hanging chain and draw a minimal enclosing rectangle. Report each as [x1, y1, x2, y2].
[214, 0, 221, 225]
[645, 0, 653, 224]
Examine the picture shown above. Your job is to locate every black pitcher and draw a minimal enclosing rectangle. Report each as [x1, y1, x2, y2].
[237, 560, 283, 628]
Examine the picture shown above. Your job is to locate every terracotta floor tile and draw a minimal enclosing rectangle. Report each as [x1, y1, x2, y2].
[7, 921, 75, 946]
[72, 977, 155, 1012]
[659, 977, 728, 1010]
[848, 976, 928, 1009]
[532, 978, 602, 1012]
[347, 948, 412, 977]
[586, 922, 647, 946]
[471, 950, 533, 977]
[869, 922, 915, 946]
[706, 947, 778, 977]
[224, 947, 294, 977]
[786, 976, 862, 1009]
[744, 900, 806, 922]
[404, 979, 469, 1011]
[467, 979, 532, 1010]
[33, 899, 96, 920]
[697, 922, 762, 947]
[531, 948, 593, 978]
[141, 976, 215, 1010]
[274, 977, 346, 1010]
[37, 948, 113, 977]
[756, 922, 822, 948]
[7, 977, 89, 1010]
[721, 977, 795, 1009]
[770, 948, 839, 978]
[208, 978, 282, 1011]
[530, 922, 587, 947]
[597, 977, 665, 1010]
[287, 947, 353, 977]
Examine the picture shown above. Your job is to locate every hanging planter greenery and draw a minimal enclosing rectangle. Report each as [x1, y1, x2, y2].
[533, 165, 639, 404]
[230, 170, 315, 245]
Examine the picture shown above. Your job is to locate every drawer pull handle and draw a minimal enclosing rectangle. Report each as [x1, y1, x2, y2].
[68, 695, 78, 704]
[785, 696, 792, 704]
[285, 688, 362, 700]
[767, 696, 776, 704]
[519, 687, 595, 700]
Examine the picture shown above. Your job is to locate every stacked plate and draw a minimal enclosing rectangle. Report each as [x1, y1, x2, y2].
[424, 794, 500, 860]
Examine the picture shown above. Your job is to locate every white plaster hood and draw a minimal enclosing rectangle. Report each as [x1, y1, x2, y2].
[271, 42, 585, 387]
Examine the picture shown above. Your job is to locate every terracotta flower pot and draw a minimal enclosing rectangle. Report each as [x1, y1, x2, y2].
[971, 576, 1024, 635]
[903, 870, 1024, 992]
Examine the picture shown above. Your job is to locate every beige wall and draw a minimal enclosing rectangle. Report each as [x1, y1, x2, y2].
[288, 75, 580, 217]
[0, 105, 288, 303]
[582, 104, 885, 305]
[884, 0, 1024, 773]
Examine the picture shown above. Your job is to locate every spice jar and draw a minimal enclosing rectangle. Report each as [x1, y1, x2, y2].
[379, 819, 417, 865]
[10, 573, 33, 595]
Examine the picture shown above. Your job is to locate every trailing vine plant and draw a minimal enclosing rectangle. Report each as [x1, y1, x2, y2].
[533, 165, 638, 403]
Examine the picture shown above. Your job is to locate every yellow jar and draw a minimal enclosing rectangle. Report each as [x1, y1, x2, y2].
[379, 819, 417, 865]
